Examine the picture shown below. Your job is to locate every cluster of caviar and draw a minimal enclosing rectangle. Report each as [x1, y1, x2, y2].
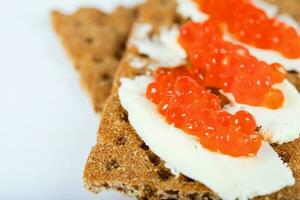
[146, 67, 262, 157]
[197, 0, 300, 58]
[179, 21, 286, 109]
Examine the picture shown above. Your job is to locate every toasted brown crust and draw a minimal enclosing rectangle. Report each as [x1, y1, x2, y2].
[51, 7, 137, 112]
[287, 72, 300, 92]
[84, 0, 300, 199]
[264, 0, 300, 21]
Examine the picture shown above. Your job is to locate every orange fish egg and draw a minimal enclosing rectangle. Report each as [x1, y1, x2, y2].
[146, 67, 262, 157]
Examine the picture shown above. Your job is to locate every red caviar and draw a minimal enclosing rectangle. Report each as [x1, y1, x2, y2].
[146, 67, 262, 157]
[196, 0, 300, 58]
[179, 21, 286, 109]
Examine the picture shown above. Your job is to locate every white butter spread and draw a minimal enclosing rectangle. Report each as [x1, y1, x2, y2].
[129, 57, 148, 69]
[223, 80, 300, 144]
[224, 34, 300, 72]
[237, 0, 300, 32]
[119, 76, 295, 200]
[131, 23, 186, 68]
[131, 23, 152, 39]
[251, 0, 279, 17]
[176, 0, 208, 22]
[277, 14, 300, 33]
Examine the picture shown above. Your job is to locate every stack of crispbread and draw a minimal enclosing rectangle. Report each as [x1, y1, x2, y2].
[51, 0, 300, 199]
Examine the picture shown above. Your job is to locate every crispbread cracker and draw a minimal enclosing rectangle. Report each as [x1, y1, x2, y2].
[51, 7, 137, 112]
[84, 0, 300, 199]
[264, 0, 300, 21]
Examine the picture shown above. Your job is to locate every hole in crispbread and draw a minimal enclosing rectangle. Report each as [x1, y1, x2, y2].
[73, 21, 81, 27]
[147, 153, 161, 166]
[115, 50, 124, 59]
[101, 73, 111, 81]
[143, 184, 157, 198]
[166, 190, 179, 196]
[140, 142, 150, 151]
[85, 37, 94, 44]
[115, 136, 126, 145]
[174, 14, 184, 24]
[116, 186, 123, 192]
[115, 43, 126, 59]
[133, 185, 139, 190]
[102, 183, 109, 188]
[92, 57, 103, 63]
[201, 193, 214, 200]
[157, 168, 172, 180]
[105, 159, 119, 171]
[187, 193, 199, 200]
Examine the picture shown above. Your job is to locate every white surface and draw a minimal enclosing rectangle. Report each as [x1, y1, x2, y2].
[119, 75, 295, 200]
[0, 0, 143, 199]
[131, 23, 187, 68]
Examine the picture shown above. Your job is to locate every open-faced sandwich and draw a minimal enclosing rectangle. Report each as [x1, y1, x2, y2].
[54, 0, 300, 199]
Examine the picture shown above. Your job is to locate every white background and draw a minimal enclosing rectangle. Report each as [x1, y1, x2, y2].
[0, 0, 143, 199]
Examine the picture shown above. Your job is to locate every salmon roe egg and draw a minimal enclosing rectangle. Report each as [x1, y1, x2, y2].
[146, 67, 262, 157]
[197, 0, 300, 58]
[179, 21, 285, 109]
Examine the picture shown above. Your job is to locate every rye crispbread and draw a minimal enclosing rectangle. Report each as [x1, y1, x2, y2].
[83, 0, 300, 199]
[51, 7, 137, 113]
